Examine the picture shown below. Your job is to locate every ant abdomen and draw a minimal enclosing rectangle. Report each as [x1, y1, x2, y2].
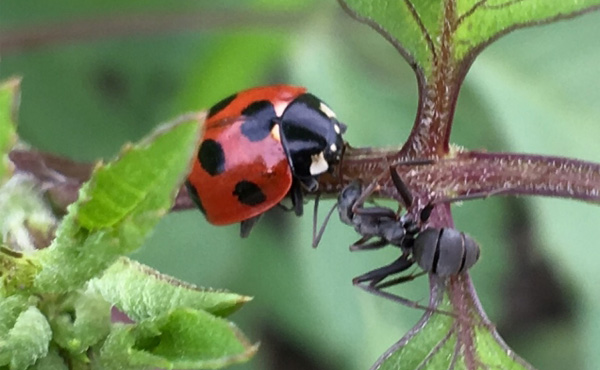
[413, 228, 480, 277]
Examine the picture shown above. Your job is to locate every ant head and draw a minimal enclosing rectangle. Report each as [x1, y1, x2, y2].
[338, 181, 362, 224]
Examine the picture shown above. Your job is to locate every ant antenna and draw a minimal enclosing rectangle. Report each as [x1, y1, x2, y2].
[389, 166, 413, 208]
[312, 193, 339, 248]
[311, 142, 350, 248]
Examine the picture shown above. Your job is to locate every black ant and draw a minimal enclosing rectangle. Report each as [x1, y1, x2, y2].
[314, 164, 480, 310]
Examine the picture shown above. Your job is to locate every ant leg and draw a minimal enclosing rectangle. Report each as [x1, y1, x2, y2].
[356, 283, 456, 316]
[374, 270, 427, 289]
[388, 159, 436, 206]
[350, 179, 381, 214]
[350, 237, 389, 251]
[350, 159, 431, 215]
[352, 206, 397, 219]
[352, 254, 414, 285]
[351, 255, 456, 316]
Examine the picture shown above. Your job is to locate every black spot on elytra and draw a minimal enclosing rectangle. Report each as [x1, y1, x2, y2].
[185, 180, 206, 214]
[233, 181, 266, 206]
[198, 139, 225, 176]
[208, 93, 237, 118]
[240, 100, 277, 142]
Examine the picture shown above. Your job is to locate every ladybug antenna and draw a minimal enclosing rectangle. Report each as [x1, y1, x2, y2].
[312, 193, 339, 248]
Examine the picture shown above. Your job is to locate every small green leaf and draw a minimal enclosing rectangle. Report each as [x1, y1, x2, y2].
[339, 0, 600, 76]
[453, 0, 600, 62]
[0, 294, 30, 336]
[340, 0, 442, 76]
[76, 115, 202, 229]
[0, 306, 52, 370]
[88, 257, 251, 321]
[28, 346, 68, 370]
[0, 77, 20, 184]
[32, 113, 202, 293]
[49, 291, 111, 355]
[373, 281, 534, 370]
[97, 308, 257, 369]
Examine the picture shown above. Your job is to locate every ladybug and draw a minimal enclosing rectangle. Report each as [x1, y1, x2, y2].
[186, 85, 346, 236]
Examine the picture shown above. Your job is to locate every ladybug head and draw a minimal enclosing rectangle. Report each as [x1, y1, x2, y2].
[279, 93, 346, 184]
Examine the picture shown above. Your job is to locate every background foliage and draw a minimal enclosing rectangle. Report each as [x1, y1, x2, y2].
[2, 1, 600, 369]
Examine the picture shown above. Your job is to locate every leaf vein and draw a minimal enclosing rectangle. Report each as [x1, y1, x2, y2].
[403, 0, 438, 61]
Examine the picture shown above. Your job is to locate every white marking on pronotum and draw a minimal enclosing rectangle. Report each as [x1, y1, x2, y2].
[271, 124, 281, 142]
[333, 124, 341, 134]
[319, 102, 337, 119]
[330, 143, 337, 153]
[273, 101, 288, 117]
[310, 152, 329, 175]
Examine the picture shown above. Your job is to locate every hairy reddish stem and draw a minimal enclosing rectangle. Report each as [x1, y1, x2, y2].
[318, 147, 600, 206]
[10, 147, 600, 217]
[400, 0, 460, 157]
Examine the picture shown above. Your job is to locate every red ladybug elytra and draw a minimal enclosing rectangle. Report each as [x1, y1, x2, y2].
[186, 85, 346, 236]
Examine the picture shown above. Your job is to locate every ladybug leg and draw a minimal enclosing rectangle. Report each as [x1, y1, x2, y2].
[297, 176, 319, 193]
[289, 178, 305, 216]
[240, 215, 262, 238]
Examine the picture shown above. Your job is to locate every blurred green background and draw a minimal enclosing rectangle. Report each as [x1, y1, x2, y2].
[2, 2, 600, 369]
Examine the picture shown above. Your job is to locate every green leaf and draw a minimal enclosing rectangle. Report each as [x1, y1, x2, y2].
[28, 347, 68, 370]
[373, 279, 534, 370]
[0, 306, 52, 370]
[32, 113, 202, 294]
[0, 77, 19, 184]
[339, 0, 600, 76]
[453, 0, 600, 61]
[96, 308, 257, 370]
[0, 295, 30, 337]
[49, 291, 111, 355]
[88, 257, 251, 321]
